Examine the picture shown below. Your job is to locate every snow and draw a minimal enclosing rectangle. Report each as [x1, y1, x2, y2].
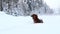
[0, 12, 60, 34]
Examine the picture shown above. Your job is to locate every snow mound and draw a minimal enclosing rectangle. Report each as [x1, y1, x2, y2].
[0, 12, 60, 34]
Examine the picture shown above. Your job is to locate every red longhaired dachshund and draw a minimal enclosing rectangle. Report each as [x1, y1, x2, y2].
[31, 14, 43, 23]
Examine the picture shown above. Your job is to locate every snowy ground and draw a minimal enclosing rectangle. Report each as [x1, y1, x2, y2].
[0, 12, 60, 34]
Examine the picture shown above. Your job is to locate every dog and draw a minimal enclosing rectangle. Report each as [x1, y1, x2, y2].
[31, 14, 43, 23]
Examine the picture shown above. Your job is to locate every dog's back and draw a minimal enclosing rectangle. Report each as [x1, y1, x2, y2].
[37, 19, 43, 23]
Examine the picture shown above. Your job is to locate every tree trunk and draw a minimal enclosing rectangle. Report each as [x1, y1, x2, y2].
[0, 0, 3, 11]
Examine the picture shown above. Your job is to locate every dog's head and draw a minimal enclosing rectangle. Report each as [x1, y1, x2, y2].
[31, 14, 38, 19]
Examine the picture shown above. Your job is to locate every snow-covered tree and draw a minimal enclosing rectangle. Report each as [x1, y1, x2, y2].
[43, 3, 54, 14]
[22, 0, 44, 15]
[2, 0, 53, 16]
[0, 0, 3, 11]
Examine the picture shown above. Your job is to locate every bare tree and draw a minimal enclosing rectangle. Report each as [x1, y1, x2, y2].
[0, 0, 3, 11]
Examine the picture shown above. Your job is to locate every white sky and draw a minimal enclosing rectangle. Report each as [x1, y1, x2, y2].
[44, 0, 60, 9]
